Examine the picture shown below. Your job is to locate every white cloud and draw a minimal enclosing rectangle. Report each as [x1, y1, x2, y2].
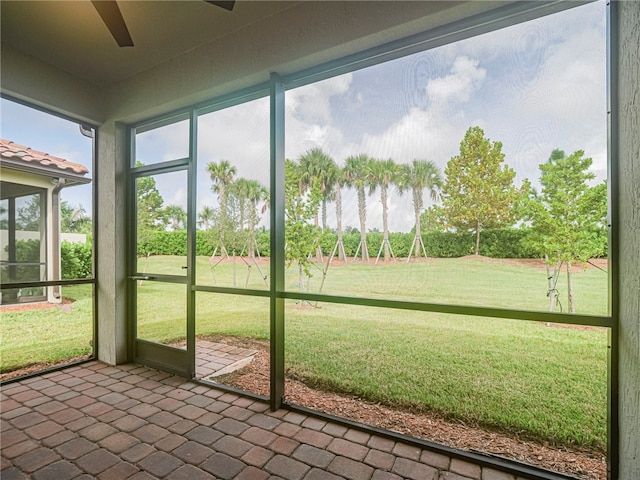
[287, 73, 353, 125]
[426, 56, 486, 107]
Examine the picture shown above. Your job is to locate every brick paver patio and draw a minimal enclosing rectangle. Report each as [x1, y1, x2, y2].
[195, 341, 258, 380]
[1, 362, 525, 479]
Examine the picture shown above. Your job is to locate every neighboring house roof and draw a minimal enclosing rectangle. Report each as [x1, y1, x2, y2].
[0, 138, 91, 184]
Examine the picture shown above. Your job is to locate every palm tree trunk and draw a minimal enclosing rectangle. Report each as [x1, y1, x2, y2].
[248, 200, 256, 258]
[414, 206, 421, 258]
[381, 186, 390, 262]
[357, 186, 369, 261]
[322, 199, 328, 231]
[336, 187, 346, 261]
[413, 187, 423, 258]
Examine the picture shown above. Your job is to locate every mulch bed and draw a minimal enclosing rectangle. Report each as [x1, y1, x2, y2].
[213, 336, 606, 480]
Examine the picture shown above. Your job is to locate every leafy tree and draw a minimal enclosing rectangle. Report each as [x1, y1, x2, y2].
[15, 194, 42, 231]
[343, 154, 372, 261]
[420, 206, 445, 233]
[136, 168, 166, 256]
[368, 158, 399, 262]
[398, 159, 443, 259]
[285, 159, 322, 292]
[60, 201, 92, 234]
[524, 149, 607, 313]
[440, 126, 522, 255]
[0, 201, 7, 230]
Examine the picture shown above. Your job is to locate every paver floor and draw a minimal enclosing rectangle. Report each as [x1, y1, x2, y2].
[1, 361, 524, 480]
[195, 341, 258, 379]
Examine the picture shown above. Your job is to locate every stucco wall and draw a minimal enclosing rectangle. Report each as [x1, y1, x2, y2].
[618, 1, 640, 478]
[96, 121, 128, 365]
[0, 45, 105, 125]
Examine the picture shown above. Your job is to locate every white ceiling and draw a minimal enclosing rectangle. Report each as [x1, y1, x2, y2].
[1, 1, 299, 87]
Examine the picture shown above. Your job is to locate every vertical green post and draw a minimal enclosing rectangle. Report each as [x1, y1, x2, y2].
[270, 73, 285, 410]
[187, 109, 198, 379]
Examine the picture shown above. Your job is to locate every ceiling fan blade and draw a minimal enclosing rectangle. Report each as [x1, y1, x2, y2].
[205, 1, 236, 12]
[91, 0, 134, 47]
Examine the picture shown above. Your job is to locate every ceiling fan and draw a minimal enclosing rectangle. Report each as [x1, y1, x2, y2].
[91, 1, 236, 48]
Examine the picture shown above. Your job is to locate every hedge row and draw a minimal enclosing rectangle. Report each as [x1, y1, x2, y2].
[11, 226, 607, 284]
[136, 228, 606, 259]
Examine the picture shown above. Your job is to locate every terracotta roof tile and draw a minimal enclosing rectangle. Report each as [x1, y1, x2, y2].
[0, 138, 89, 176]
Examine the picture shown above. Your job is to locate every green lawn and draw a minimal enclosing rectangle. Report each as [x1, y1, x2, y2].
[1, 256, 609, 450]
[0, 284, 94, 373]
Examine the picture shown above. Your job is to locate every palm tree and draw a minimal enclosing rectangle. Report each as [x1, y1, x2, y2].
[398, 159, 442, 260]
[343, 154, 372, 262]
[332, 167, 348, 261]
[206, 160, 236, 255]
[299, 148, 337, 259]
[368, 158, 399, 262]
[163, 205, 186, 231]
[244, 179, 269, 258]
[230, 177, 252, 231]
[198, 206, 215, 230]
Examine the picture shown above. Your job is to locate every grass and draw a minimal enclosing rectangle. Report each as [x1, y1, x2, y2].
[1, 256, 609, 450]
[0, 284, 94, 373]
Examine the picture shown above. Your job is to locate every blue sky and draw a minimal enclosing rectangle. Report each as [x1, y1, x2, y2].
[0, 100, 94, 213]
[1, 1, 606, 233]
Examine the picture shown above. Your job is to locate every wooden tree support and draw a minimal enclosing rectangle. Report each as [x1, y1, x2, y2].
[405, 234, 428, 263]
[351, 240, 370, 263]
[375, 238, 397, 265]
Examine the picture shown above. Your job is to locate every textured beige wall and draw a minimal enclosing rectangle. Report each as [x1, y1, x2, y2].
[96, 121, 128, 365]
[618, 1, 640, 478]
[104, 1, 506, 123]
[0, 45, 105, 124]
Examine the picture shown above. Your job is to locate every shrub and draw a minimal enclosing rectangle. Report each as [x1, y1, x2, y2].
[61, 241, 92, 279]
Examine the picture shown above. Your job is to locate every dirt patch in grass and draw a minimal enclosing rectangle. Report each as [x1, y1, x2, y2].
[213, 335, 606, 480]
[0, 354, 92, 382]
[458, 255, 608, 273]
[0, 297, 75, 313]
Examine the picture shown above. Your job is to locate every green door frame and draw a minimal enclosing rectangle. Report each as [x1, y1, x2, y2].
[127, 115, 196, 379]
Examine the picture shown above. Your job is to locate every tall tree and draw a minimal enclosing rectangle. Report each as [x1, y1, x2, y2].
[163, 205, 186, 231]
[285, 159, 322, 292]
[136, 173, 165, 233]
[524, 149, 607, 313]
[368, 158, 399, 262]
[229, 178, 251, 231]
[207, 160, 237, 255]
[60, 201, 92, 234]
[298, 148, 338, 231]
[198, 206, 215, 231]
[15, 194, 43, 231]
[343, 154, 372, 261]
[440, 126, 521, 255]
[398, 159, 442, 259]
[243, 179, 269, 258]
[332, 167, 348, 261]
[135, 166, 165, 259]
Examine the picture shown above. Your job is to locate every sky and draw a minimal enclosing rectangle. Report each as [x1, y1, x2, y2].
[1, 1, 606, 234]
